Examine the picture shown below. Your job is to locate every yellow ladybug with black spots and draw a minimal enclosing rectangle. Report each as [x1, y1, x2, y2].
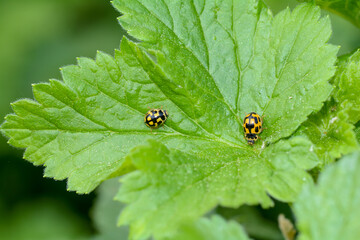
[243, 112, 263, 145]
[144, 109, 169, 129]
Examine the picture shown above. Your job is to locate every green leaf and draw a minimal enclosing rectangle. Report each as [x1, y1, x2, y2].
[168, 215, 250, 240]
[298, 0, 360, 28]
[116, 136, 318, 239]
[294, 151, 360, 240]
[113, 0, 337, 143]
[297, 50, 360, 167]
[1, 1, 336, 195]
[91, 178, 128, 240]
[334, 50, 360, 124]
[296, 100, 358, 167]
[0, 39, 207, 194]
[217, 205, 283, 240]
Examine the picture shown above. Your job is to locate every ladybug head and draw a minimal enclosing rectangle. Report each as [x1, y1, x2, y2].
[164, 110, 169, 117]
[246, 134, 258, 145]
[247, 139, 255, 145]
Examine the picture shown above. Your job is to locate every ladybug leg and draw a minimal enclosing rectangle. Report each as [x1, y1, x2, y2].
[261, 115, 266, 122]
[260, 115, 267, 131]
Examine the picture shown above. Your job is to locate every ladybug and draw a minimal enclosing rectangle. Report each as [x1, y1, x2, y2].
[243, 112, 263, 145]
[144, 109, 169, 129]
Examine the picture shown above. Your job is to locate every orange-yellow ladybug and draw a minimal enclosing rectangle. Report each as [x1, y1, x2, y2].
[144, 109, 169, 129]
[243, 112, 263, 145]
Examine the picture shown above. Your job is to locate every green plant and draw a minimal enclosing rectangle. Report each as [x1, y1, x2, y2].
[1, 0, 360, 239]
[298, 0, 360, 28]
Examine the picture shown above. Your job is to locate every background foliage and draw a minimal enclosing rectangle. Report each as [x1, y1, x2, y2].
[0, 0, 124, 238]
[0, 0, 359, 239]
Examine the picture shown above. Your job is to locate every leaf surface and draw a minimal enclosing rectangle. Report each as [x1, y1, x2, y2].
[116, 137, 318, 239]
[113, 0, 337, 143]
[295, 151, 360, 240]
[297, 50, 360, 167]
[297, 100, 358, 167]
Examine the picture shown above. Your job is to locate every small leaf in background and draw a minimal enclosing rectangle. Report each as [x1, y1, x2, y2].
[90, 178, 128, 240]
[294, 151, 360, 240]
[168, 215, 250, 240]
[297, 50, 360, 167]
[116, 136, 317, 239]
[278, 214, 296, 240]
[298, 0, 360, 28]
[217, 205, 283, 240]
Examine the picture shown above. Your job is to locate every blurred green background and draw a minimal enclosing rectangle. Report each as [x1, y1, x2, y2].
[0, 0, 125, 239]
[0, 0, 359, 239]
